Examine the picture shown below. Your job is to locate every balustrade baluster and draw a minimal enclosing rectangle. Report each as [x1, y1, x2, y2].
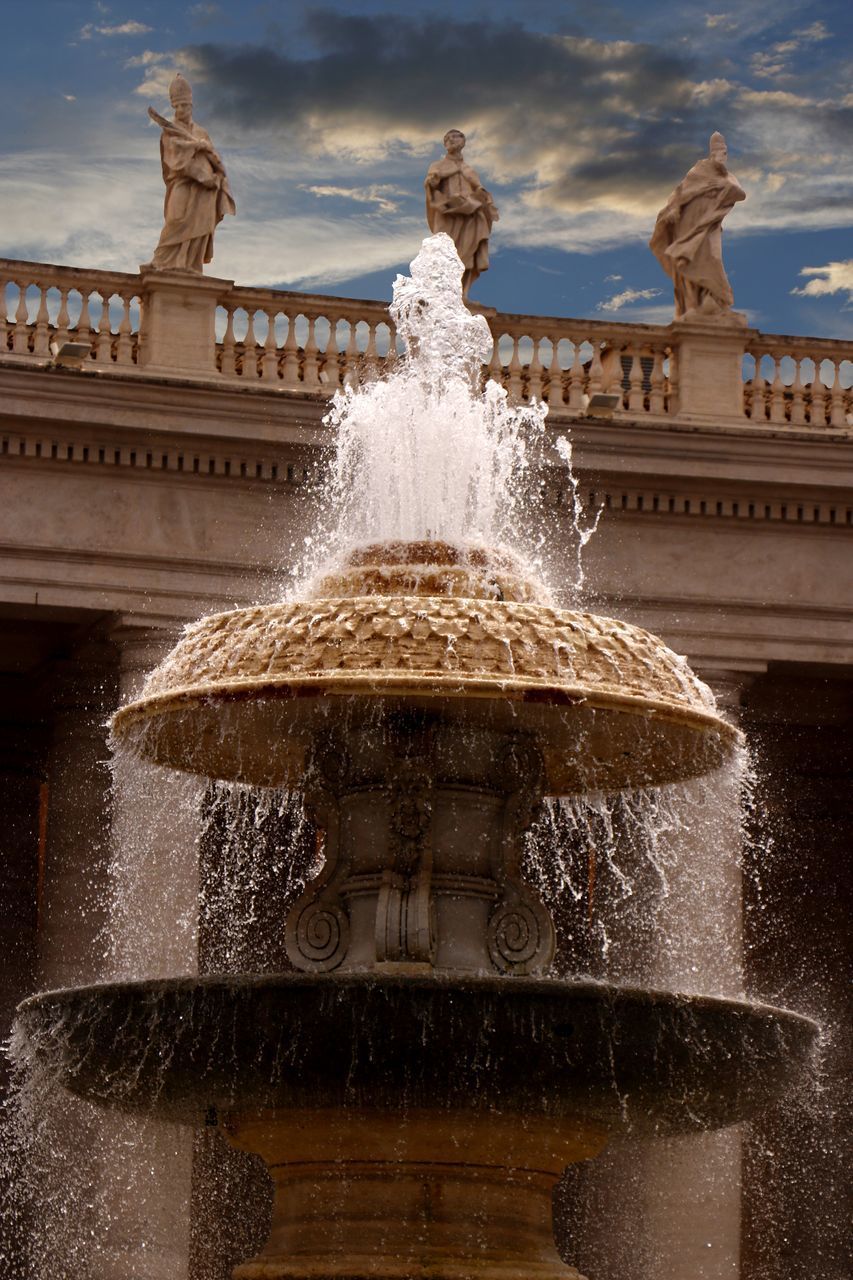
[322, 316, 341, 387]
[281, 313, 300, 387]
[587, 342, 604, 395]
[358, 319, 378, 386]
[789, 356, 806, 425]
[0, 278, 8, 352]
[383, 326, 397, 379]
[487, 331, 503, 389]
[649, 348, 666, 415]
[303, 315, 321, 389]
[341, 318, 359, 388]
[116, 296, 133, 365]
[261, 307, 279, 381]
[507, 336, 523, 402]
[33, 285, 50, 356]
[744, 350, 761, 421]
[829, 364, 846, 427]
[95, 293, 113, 362]
[627, 345, 645, 413]
[809, 355, 827, 427]
[546, 338, 563, 408]
[55, 287, 71, 348]
[220, 307, 236, 377]
[768, 358, 786, 423]
[567, 341, 585, 410]
[76, 292, 92, 356]
[527, 337, 544, 402]
[243, 311, 258, 379]
[667, 346, 680, 415]
[13, 282, 31, 354]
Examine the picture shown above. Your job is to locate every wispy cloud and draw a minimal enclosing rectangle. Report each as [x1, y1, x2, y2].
[80, 20, 153, 40]
[750, 18, 830, 79]
[303, 184, 406, 214]
[705, 13, 737, 32]
[791, 260, 853, 304]
[597, 286, 662, 312]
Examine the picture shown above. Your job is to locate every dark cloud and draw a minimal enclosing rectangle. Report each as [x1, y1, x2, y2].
[180, 9, 853, 218]
[184, 13, 703, 203]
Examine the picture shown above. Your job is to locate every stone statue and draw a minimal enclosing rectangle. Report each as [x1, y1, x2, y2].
[424, 130, 499, 298]
[649, 132, 745, 321]
[147, 73, 236, 273]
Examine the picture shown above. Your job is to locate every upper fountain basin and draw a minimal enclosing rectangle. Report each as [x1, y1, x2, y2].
[111, 540, 739, 791]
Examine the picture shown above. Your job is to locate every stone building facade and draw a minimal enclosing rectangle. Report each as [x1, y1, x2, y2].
[0, 260, 849, 1278]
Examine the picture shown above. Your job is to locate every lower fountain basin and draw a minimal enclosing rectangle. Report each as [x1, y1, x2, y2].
[17, 973, 816, 1135]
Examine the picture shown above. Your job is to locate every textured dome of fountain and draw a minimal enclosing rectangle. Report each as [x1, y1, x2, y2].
[112, 539, 739, 791]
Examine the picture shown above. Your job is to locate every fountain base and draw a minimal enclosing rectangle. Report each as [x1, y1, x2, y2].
[225, 1109, 602, 1279]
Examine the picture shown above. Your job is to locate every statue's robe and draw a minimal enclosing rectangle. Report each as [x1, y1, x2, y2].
[649, 159, 745, 318]
[152, 122, 236, 272]
[424, 156, 498, 290]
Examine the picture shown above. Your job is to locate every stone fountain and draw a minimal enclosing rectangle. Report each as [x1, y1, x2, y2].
[16, 236, 816, 1280]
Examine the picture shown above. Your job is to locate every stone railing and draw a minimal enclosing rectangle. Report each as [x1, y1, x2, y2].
[744, 334, 852, 428]
[0, 260, 141, 366]
[216, 285, 394, 389]
[1, 259, 851, 429]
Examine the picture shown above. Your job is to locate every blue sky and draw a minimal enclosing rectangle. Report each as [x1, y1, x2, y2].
[1, 0, 851, 336]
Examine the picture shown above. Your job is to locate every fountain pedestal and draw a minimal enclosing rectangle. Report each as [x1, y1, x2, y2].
[226, 1109, 604, 1280]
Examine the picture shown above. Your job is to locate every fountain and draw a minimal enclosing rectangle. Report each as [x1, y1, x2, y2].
[14, 235, 816, 1279]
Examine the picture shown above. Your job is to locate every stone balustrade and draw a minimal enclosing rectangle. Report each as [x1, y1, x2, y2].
[1, 258, 851, 429]
[0, 260, 141, 367]
[744, 334, 852, 428]
[215, 285, 395, 388]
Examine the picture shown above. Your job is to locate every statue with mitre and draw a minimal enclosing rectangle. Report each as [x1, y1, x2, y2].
[147, 73, 236, 273]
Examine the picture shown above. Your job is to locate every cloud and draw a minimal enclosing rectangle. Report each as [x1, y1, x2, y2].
[597, 286, 662, 311]
[63, 94, 76, 102]
[155, 10, 851, 238]
[303, 184, 406, 214]
[0, 149, 422, 290]
[705, 13, 736, 31]
[791, 261, 853, 303]
[169, 15, 701, 214]
[604, 273, 622, 281]
[749, 19, 831, 79]
[80, 20, 153, 39]
[189, 2, 223, 24]
[793, 21, 829, 41]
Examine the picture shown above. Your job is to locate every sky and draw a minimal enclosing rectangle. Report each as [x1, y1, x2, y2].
[1, 0, 851, 336]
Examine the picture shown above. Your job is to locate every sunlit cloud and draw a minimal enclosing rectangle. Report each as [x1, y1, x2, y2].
[80, 20, 153, 40]
[791, 261, 853, 303]
[597, 286, 662, 312]
[303, 184, 407, 215]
